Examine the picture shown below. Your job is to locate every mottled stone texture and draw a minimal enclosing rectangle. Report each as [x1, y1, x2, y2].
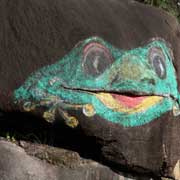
[0, 139, 138, 180]
[0, 0, 180, 179]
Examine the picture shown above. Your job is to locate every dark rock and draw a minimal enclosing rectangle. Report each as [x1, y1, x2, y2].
[0, 0, 180, 179]
[1, 0, 180, 108]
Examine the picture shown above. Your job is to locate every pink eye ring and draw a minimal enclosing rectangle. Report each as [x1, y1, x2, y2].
[82, 42, 114, 77]
[149, 47, 166, 79]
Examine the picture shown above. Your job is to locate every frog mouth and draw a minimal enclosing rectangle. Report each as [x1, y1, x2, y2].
[60, 85, 174, 114]
[94, 92, 163, 113]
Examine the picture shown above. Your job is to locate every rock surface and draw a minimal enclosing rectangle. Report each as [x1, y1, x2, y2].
[0, 0, 180, 179]
[0, 139, 140, 180]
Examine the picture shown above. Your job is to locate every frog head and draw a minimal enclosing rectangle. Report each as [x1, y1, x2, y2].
[14, 37, 180, 127]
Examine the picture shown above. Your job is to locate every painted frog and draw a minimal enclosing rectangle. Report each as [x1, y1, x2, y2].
[13, 37, 180, 127]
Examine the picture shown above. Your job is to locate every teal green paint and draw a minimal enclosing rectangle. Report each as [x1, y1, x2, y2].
[13, 37, 180, 127]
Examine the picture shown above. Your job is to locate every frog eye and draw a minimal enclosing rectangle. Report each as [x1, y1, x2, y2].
[149, 47, 166, 79]
[82, 42, 114, 76]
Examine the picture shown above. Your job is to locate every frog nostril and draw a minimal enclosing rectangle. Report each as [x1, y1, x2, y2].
[110, 74, 121, 85]
[141, 78, 155, 85]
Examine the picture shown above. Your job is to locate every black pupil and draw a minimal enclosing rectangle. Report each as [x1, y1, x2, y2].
[83, 45, 112, 76]
[152, 55, 166, 79]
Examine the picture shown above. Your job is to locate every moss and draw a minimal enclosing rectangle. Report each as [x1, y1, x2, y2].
[21, 141, 82, 168]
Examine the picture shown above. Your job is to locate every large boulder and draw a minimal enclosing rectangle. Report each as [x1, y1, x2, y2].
[0, 0, 180, 179]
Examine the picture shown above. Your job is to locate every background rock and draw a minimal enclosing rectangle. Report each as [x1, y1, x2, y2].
[0, 139, 142, 180]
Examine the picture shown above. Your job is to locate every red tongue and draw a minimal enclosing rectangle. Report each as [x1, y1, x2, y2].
[112, 94, 146, 108]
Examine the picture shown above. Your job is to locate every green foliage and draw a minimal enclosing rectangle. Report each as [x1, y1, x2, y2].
[6, 132, 16, 142]
[142, 0, 180, 21]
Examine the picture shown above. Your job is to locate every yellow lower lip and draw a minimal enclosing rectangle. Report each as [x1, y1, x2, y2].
[94, 93, 163, 114]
